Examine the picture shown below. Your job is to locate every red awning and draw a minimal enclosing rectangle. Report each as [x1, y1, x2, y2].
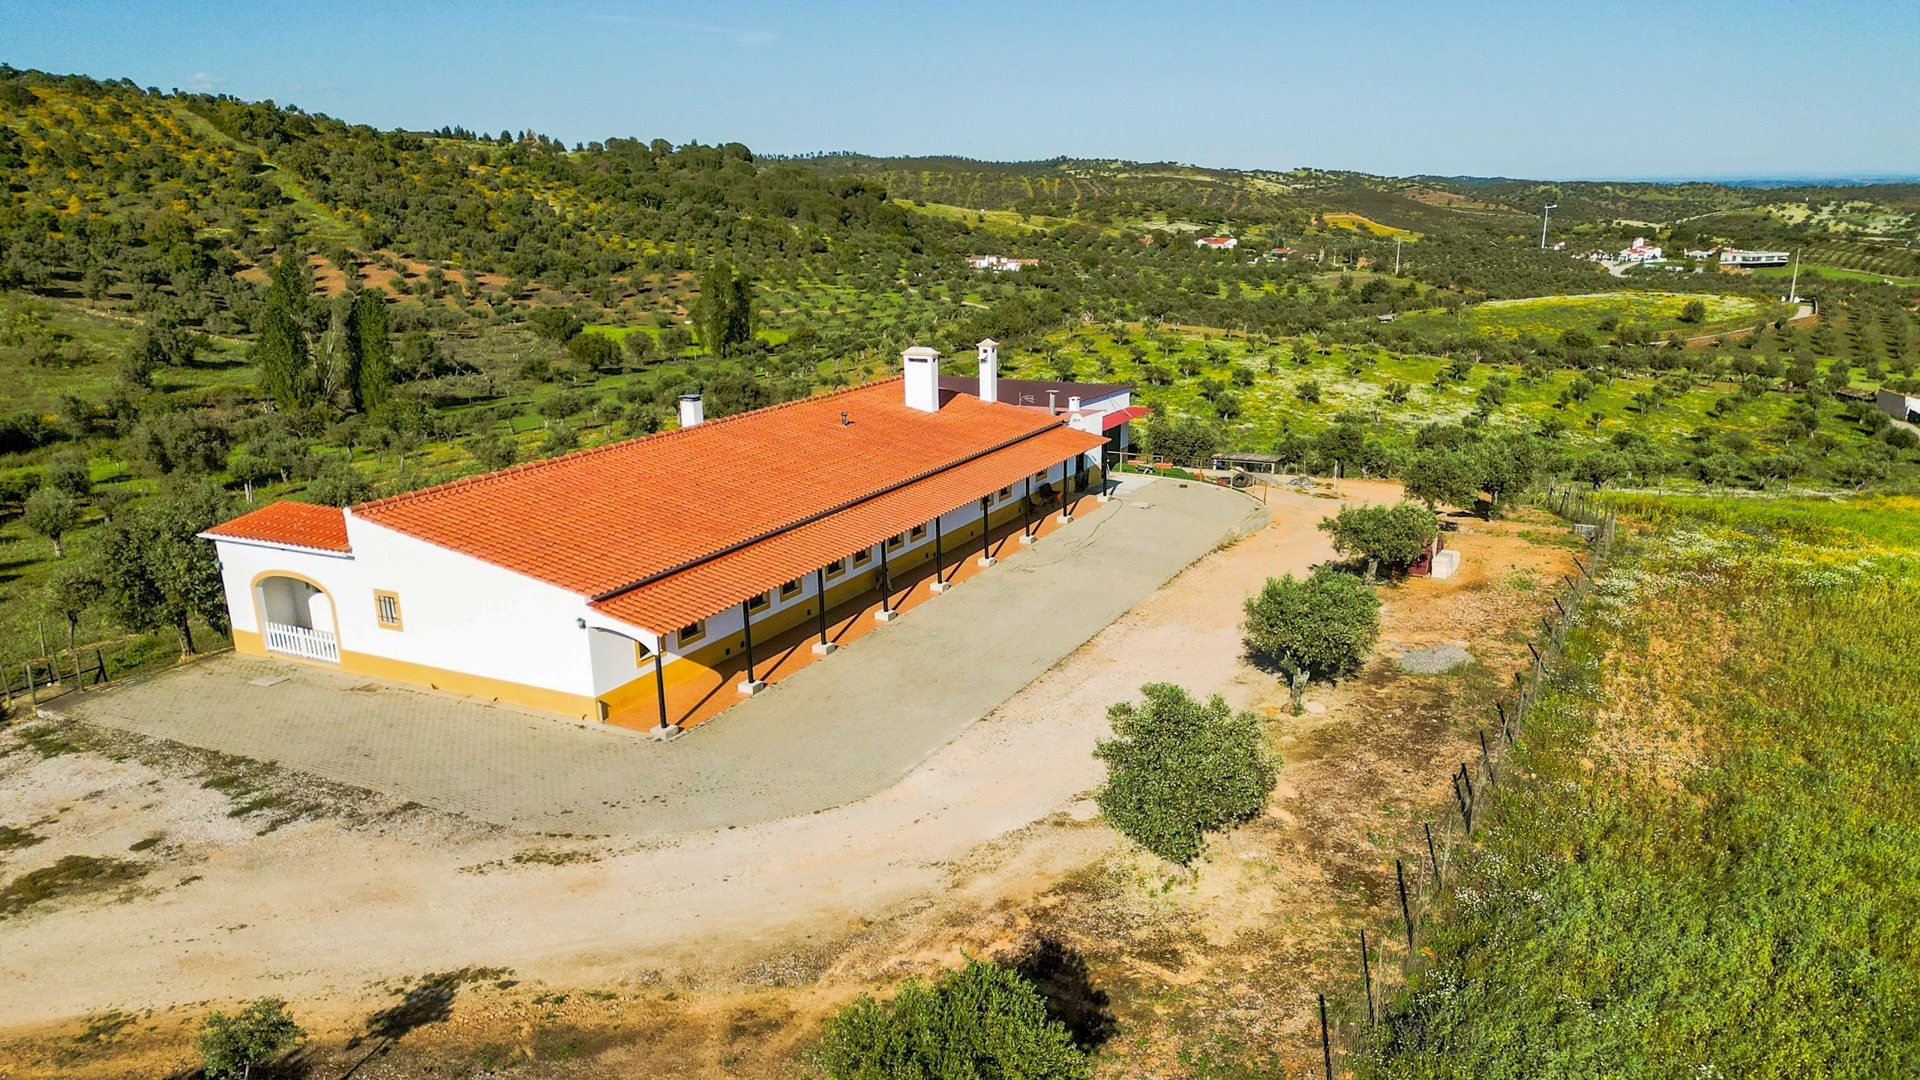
[1100, 406, 1153, 431]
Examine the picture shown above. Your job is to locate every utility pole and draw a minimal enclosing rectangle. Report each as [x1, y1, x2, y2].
[1539, 203, 1558, 249]
[1787, 249, 1801, 304]
[1393, 237, 1402, 276]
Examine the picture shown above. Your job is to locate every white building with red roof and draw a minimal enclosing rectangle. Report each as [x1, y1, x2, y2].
[201, 344, 1110, 733]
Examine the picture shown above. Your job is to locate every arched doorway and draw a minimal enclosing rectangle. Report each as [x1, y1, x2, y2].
[254, 574, 340, 663]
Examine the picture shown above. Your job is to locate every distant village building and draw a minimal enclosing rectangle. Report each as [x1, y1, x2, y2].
[1720, 248, 1791, 269]
[1877, 388, 1920, 424]
[1195, 236, 1238, 250]
[967, 255, 1040, 272]
[1617, 237, 1665, 263]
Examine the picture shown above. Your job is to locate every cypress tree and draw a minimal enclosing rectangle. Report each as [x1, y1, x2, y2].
[256, 250, 313, 410]
[352, 290, 393, 413]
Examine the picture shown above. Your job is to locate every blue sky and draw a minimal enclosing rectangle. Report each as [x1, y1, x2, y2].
[3, 0, 1915, 180]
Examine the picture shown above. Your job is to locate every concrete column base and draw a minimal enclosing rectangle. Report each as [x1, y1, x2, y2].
[1097, 494, 1112, 503]
[1019, 532, 1036, 545]
[737, 679, 767, 696]
[650, 724, 684, 742]
[928, 580, 951, 594]
[874, 608, 898, 623]
[811, 641, 837, 656]
[976, 556, 996, 568]
[1057, 513, 1073, 525]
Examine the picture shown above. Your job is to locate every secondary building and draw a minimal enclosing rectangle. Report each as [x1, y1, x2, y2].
[937, 341, 1148, 452]
[202, 343, 1109, 732]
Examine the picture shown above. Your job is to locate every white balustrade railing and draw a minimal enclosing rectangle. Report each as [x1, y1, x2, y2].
[264, 621, 339, 663]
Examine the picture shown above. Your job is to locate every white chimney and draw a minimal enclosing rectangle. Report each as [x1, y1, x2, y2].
[977, 339, 1000, 404]
[902, 345, 941, 412]
[678, 393, 705, 427]
[1067, 395, 1082, 412]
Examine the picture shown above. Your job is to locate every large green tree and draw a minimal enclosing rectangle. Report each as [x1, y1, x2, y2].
[93, 478, 231, 656]
[693, 261, 755, 357]
[809, 959, 1088, 1080]
[256, 249, 314, 410]
[1095, 682, 1278, 865]
[344, 289, 393, 412]
[1243, 567, 1380, 712]
[1319, 500, 1441, 573]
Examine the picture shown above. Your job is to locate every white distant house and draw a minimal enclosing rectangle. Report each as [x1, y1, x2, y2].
[1195, 236, 1238, 250]
[1720, 249, 1791, 268]
[1878, 388, 1920, 423]
[1617, 237, 1665, 263]
[968, 255, 1040, 272]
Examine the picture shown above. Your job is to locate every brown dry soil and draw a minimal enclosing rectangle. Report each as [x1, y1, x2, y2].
[0, 494, 1580, 1080]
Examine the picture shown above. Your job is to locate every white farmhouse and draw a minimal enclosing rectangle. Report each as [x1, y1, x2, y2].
[203, 344, 1108, 733]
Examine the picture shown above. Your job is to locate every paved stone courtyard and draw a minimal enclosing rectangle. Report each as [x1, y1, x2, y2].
[54, 479, 1264, 836]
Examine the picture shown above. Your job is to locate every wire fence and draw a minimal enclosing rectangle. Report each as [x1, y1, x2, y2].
[1310, 487, 1618, 1078]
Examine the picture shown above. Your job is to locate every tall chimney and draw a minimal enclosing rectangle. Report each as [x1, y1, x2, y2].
[678, 393, 705, 427]
[902, 345, 941, 412]
[977, 339, 1000, 404]
[1047, 389, 1058, 415]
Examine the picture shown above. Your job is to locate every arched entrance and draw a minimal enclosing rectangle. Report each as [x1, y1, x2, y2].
[253, 574, 340, 663]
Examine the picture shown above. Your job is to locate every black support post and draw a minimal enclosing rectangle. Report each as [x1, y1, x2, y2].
[741, 599, 758, 683]
[815, 567, 830, 646]
[933, 516, 944, 585]
[653, 648, 669, 730]
[1023, 477, 1033, 538]
[980, 497, 992, 563]
[879, 545, 892, 613]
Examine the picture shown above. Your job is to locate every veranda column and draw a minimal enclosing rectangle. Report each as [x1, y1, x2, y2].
[812, 567, 836, 655]
[738, 598, 765, 694]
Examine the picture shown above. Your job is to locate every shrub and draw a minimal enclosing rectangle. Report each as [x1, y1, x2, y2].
[1319, 501, 1440, 572]
[198, 997, 303, 1080]
[1678, 299, 1708, 323]
[1094, 683, 1277, 865]
[808, 959, 1088, 1080]
[1243, 568, 1380, 711]
[566, 331, 622, 371]
[305, 460, 372, 506]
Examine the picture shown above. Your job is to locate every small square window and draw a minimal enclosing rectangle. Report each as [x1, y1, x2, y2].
[679, 620, 706, 645]
[887, 533, 905, 551]
[851, 548, 872, 567]
[747, 592, 770, 613]
[910, 524, 927, 541]
[1034, 470, 1049, 484]
[634, 639, 655, 663]
[826, 558, 846, 578]
[998, 486, 1013, 501]
[780, 578, 803, 599]
[374, 591, 403, 630]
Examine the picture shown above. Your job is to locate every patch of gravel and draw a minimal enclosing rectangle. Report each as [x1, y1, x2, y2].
[1396, 644, 1474, 675]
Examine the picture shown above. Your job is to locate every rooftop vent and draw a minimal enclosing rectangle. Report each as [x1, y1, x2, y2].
[678, 393, 705, 428]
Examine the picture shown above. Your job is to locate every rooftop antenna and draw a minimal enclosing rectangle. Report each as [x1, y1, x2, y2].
[1539, 204, 1559, 249]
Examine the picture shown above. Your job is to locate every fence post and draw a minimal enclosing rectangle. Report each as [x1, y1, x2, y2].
[1479, 729, 1493, 782]
[94, 648, 108, 685]
[27, 661, 38, 706]
[1424, 822, 1441, 885]
[1452, 772, 1471, 832]
[1360, 929, 1374, 1025]
[1396, 859, 1414, 956]
[1319, 994, 1334, 1080]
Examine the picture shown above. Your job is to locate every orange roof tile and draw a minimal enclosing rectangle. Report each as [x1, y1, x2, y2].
[592, 424, 1103, 630]
[353, 379, 1107, 626]
[202, 501, 351, 553]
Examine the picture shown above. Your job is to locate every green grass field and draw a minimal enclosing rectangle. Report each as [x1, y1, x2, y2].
[1396, 291, 1785, 341]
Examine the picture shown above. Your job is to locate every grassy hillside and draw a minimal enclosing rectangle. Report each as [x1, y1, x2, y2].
[1362, 494, 1920, 1078]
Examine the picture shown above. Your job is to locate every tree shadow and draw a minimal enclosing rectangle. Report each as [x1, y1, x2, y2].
[337, 984, 456, 1079]
[1010, 938, 1116, 1051]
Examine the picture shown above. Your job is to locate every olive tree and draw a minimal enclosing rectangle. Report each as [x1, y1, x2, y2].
[22, 485, 80, 556]
[809, 959, 1088, 1080]
[92, 478, 231, 656]
[1243, 568, 1380, 712]
[1318, 501, 1440, 575]
[1094, 683, 1277, 865]
[198, 997, 303, 1080]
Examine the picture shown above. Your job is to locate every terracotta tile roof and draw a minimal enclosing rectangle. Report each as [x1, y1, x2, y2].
[593, 424, 1104, 631]
[353, 379, 1106, 624]
[202, 501, 351, 553]
[939, 375, 1130, 407]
